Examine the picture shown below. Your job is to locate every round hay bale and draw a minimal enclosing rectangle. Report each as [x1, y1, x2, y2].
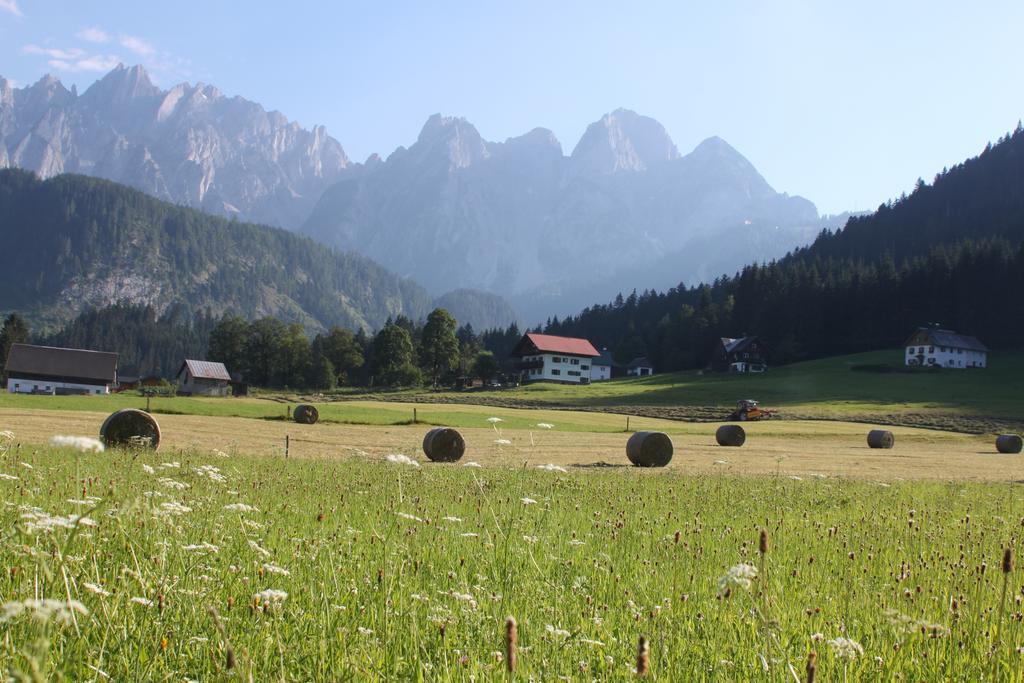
[293, 404, 319, 425]
[867, 429, 895, 449]
[626, 431, 674, 467]
[422, 427, 466, 462]
[996, 434, 1023, 454]
[716, 424, 746, 447]
[100, 409, 161, 449]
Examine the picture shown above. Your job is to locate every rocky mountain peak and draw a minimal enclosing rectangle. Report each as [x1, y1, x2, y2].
[415, 114, 490, 169]
[82, 63, 159, 106]
[570, 108, 680, 174]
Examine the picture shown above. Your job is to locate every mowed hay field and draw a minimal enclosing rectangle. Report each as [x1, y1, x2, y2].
[3, 437, 1024, 680]
[0, 401, 1020, 480]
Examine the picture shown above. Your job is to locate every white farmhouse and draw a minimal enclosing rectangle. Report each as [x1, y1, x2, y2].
[904, 327, 987, 369]
[512, 333, 600, 384]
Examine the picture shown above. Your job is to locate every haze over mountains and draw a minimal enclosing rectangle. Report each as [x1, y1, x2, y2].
[1, 65, 850, 325]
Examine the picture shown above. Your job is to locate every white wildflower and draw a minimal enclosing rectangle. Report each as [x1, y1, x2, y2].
[21, 510, 97, 533]
[262, 563, 291, 576]
[486, 417, 503, 423]
[461, 533, 479, 538]
[131, 597, 153, 607]
[20, 462, 33, 469]
[462, 461, 483, 468]
[248, 539, 272, 558]
[157, 501, 192, 516]
[713, 459, 728, 465]
[536, 423, 554, 429]
[810, 633, 825, 641]
[789, 475, 803, 481]
[83, 582, 111, 597]
[717, 562, 758, 594]
[397, 512, 424, 523]
[212, 449, 229, 458]
[254, 589, 288, 608]
[0, 473, 18, 481]
[494, 439, 512, 445]
[568, 539, 585, 546]
[545, 624, 570, 638]
[357, 626, 374, 635]
[141, 464, 156, 474]
[828, 637, 864, 659]
[195, 464, 226, 483]
[521, 497, 537, 506]
[157, 477, 189, 491]
[183, 542, 219, 554]
[443, 516, 462, 522]
[0, 599, 88, 625]
[50, 435, 105, 452]
[224, 503, 259, 513]
[522, 535, 538, 544]
[536, 463, 567, 472]
[0, 430, 13, 439]
[385, 454, 420, 468]
[159, 461, 181, 469]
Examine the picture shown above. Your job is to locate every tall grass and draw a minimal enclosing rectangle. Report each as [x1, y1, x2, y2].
[0, 441, 1021, 679]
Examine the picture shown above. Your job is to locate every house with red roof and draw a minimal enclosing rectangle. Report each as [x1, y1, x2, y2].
[510, 333, 600, 384]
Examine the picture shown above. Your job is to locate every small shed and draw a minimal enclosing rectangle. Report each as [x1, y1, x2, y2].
[176, 360, 231, 396]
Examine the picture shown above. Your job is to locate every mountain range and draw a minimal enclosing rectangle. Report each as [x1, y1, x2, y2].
[0, 64, 348, 229]
[1, 65, 848, 325]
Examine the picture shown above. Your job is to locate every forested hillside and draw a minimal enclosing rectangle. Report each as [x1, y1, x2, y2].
[543, 125, 1024, 369]
[0, 170, 512, 333]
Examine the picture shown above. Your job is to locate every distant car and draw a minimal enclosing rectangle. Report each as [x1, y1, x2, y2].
[486, 380, 502, 388]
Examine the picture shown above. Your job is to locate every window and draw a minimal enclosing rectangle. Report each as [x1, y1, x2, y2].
[929, 346, 934, 353]
[581, 364, 589, 370]
[957, 349, 963, 354]
[570, 358, 580, 365]
[568, 370, 581, 376]
[551, 369, 561, 376]
[551, 356, 561, 363]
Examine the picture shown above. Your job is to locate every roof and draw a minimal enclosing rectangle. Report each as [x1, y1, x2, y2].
[4, 343, 117, 383]
[627, 356, 653, 369]
[721, 336, 758, 354]
[179, 359, 231, 381]
[592, 349, 616, 367]
[512, 333, 600, 358]
[906, 327, 988, 352]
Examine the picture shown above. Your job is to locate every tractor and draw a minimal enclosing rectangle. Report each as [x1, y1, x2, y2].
[728, 399, 775, 421]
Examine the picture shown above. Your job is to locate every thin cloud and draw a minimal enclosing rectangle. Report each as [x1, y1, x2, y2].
[76, 26, 110, 43]
[120, 35, 155, 57]
[23, 45, 86, 60]
[0, 0, 22, 17]
[49, 54, 122, 73]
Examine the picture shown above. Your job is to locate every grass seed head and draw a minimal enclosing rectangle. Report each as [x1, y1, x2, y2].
[636, 635, 649, 676]
[1004, 548, 1014, 574]
[505, 616, 517, 672]
[759, 529, 769, 555]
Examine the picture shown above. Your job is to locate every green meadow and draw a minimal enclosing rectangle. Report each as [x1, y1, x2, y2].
[1, 439, 1022, 680]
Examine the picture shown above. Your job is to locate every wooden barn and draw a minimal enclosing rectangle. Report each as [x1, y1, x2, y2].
[176, 359, 231, 396]
[4, 343, 118, 395]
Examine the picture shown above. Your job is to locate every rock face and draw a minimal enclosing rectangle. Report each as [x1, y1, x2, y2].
[302, 108, 830, 320]
[0, 65, 349, 228]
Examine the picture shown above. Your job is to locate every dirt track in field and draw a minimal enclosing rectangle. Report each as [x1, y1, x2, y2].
[3, 406, 1023, 483]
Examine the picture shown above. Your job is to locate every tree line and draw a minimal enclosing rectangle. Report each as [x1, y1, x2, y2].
[0, 302, 518, 391]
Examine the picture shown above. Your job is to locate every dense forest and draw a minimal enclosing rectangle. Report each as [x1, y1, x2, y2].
[543, 125, 1024, 369]
[0, 170, 517, 333]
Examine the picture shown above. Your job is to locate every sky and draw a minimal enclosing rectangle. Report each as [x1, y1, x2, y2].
[2, 0, 1023, 214]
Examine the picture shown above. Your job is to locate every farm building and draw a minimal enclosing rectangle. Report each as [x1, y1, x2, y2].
[590, 348, 616, 381]
[511, 333, 600, 384]
[4, 343, 118, 395]
[904, 327, 987, 369]
[712, 336, 767, 373]
[176, 359, 231, 396]
[626, 357, 654, 377]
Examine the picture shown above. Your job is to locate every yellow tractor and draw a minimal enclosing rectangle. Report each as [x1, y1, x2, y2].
[728, 399, 775, 421]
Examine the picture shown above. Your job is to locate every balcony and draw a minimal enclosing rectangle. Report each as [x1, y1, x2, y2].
[516, 358, 545, 371]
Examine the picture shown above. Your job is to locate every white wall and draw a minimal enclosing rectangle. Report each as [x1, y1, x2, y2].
[905, 345, 987, 369]
[6, 378, 109, 394]
[590, 364, 612, 381]
[522, 353, 594, 383]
